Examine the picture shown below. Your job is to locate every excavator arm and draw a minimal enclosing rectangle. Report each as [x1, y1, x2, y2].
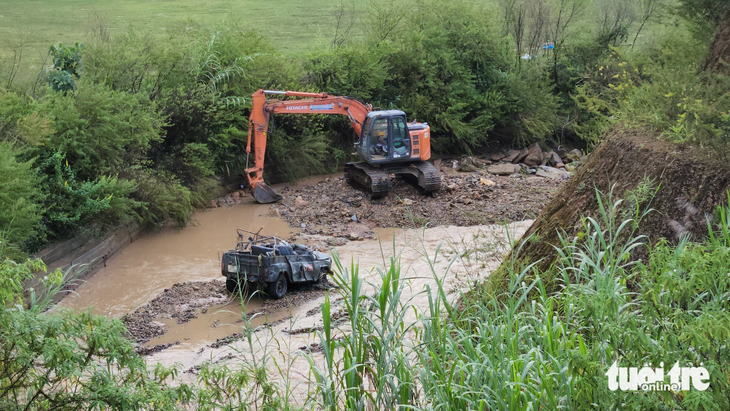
[245, 89, 372, 203]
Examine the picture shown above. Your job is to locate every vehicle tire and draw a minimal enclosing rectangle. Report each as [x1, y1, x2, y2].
[266, 274, 288, 299]
[226, 277, 240, 294]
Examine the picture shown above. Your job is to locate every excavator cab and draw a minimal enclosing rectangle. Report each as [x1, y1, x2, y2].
[356, 111, 415, 164]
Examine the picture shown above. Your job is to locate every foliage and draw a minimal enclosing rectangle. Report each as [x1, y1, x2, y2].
[42, 81, 164, 181]
[677, 0, 730, 41]
[33, 151, 138, 241]
[0, 303, 193, 411]
[47, 42, 84, 92]
[0, 143, 43, 250]
[121, 164, 195, 226]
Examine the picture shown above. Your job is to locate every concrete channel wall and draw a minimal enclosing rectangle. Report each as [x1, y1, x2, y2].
[34, 222, 147, 284]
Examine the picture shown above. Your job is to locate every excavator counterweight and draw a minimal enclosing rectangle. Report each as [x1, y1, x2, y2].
[244, 89, 440, 203]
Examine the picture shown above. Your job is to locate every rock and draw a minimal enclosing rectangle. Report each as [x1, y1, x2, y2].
[294, 196, 310, 208]
[434, 158, 442, 168]
[535, 165, 571, 180]
[349, 232, 360, 241]
[479, 178, 496, 187]
[549, 151, 562, 166]
[271, 208, 281, 217]
[192, 286, 200, 291]
[402, 198, 414, 206]
[300, 223, 306, 229]
[490, 152, 506, 161]
[523, 142, 544, 166]
[488, 163, 518, 175]
[566, 149, 583, 162]
[505, 150, 521, 163]
[351, 214, 357, 222]
[556, 162, 565, 169]
[513, 148, 529, 164]
[556, 147, 569, 162]
[458, 156, 481, 172]
[209, 200, 218, 208]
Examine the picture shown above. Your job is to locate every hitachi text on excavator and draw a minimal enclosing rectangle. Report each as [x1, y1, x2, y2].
[245, 89, 442, 203]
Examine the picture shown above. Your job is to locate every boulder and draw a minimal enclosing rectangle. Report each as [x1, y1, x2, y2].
[566, 149, 583, 162]
[513, 148, 529, 164]
[535, 165, 571, 180]
[488, 163, 518, 175]
[556, 147, 569, 162]
[505, 149, 521, 163]
[490, 152, 506, 161]
[523, 143, 544, 166]
[550, 151, 562, 166]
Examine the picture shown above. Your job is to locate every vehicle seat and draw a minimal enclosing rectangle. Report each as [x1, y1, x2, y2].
[277, 245, 295, 256]
[251, 245, 273, 255]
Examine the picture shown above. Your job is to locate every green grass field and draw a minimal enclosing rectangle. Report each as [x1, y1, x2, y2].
[0, 0, 672, 75]
[0, 0, 368, 62]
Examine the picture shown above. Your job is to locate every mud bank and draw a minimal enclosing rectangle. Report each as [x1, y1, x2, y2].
[512, 129, 730, 273]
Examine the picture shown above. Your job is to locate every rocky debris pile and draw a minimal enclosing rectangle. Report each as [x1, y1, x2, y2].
[208, 190, 249, 208]
[486, 143, 584, 177]
[122, 280, 228, 345]
[273, 168, 564, 240]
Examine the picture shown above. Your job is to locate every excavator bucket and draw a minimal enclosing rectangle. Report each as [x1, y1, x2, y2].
[253, 183, 283, 204]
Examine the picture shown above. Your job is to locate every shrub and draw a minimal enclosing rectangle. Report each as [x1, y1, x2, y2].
[43, 81, 164, 181]
[34, 151, 138, 241]
[0, 142, 44, 250]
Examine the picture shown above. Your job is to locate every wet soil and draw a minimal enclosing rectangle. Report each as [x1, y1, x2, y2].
[122, 277, 335, 354]
[274, 170, 562, 241]
[122, 280, 229, 345]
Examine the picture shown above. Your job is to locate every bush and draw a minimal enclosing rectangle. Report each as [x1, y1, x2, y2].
[42, 81, 164, 181]
[33, 151, 138, 241]
[0, 143, 44, 251]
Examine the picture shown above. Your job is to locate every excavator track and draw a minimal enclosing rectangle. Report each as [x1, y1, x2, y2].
[345, 162, 391, 198]
[411, 161, 442, 193]
[345, 161, 441, 197]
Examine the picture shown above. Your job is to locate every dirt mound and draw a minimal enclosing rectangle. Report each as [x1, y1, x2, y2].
[508, 128, 730, 274]
[274, 170, 563, 239]
[705, 8, 730, 74]
[122, 280, 228, 344]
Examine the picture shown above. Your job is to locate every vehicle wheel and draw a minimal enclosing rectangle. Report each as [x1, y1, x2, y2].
[226, 277, 240, 294]
[266, 274, 288, 299]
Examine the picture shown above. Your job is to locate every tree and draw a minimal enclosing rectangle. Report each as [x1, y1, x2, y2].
[0, 142, 43, 252]
[678, 0, 730, 41]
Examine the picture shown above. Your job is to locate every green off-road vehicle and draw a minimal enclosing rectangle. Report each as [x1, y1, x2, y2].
[221, 229, 331, 299]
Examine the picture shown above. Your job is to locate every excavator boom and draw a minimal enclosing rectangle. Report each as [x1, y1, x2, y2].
[244, 89, 438, 203]
[245, 89, 371, 203]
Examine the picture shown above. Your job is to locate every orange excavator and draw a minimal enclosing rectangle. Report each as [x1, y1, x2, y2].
[245, 89, 441, 203]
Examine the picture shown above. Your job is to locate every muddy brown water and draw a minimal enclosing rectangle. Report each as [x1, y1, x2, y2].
[59, 196, 295, 318]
